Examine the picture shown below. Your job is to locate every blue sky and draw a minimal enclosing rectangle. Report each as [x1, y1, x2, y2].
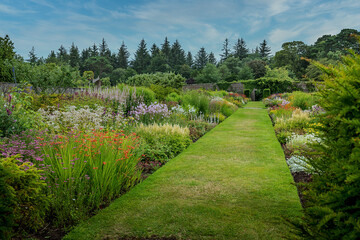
[1, 0, 360, 61]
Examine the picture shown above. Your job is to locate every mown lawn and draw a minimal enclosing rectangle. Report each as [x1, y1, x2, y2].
[64, 101, 302, 240]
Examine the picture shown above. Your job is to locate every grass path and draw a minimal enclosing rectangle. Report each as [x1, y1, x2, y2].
[64, 102, 302, 240]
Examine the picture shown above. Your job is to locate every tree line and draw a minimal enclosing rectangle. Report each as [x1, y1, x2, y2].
[1, 28, 359, 87]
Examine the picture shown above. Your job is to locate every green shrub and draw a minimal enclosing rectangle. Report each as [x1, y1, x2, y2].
[187, 120, 216, 142]
[263, 89, 270, 99]
[0, 156, 50, 236]
[137, 123, 192, 163]
[221, 101, 238, 117]
[0, 161, 15, 240]
[292, 46, 360, 239]
[166, 92, 181, 103]
[288, 91, 317, 110]
[244, 89, 250, 98]
[126, 72, 185, 89]
[149, 84, 178, 101]
[181, 91, 210, 115]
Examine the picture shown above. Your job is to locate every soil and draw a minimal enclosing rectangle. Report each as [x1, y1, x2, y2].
[106, 235, 178, 240]
[291, 171, 312, 207]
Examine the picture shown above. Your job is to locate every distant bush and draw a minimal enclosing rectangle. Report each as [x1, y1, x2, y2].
[149, 84, 178, 101]
[127, 72, 186, 89]
[288, 91, 317, 110]
[181, 91, 210, 115]
[263, 89, 270, 99]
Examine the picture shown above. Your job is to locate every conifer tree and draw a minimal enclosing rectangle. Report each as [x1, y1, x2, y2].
[69, 42, 80, 67]
[194, 47, 208, 69]
[81, 48, 91, 62]
[90, 44, 99, 57]
[208, 52, 217, 65]
[132, 39, 150, 74]
[99, 38, 111, 58]
[150, 43, 160, 57]
[161, 37, 171, 63]
[169, 40, 186, 68]
[46, 50, 57, 64]
[186, 51, 193, 68]
[259, 39, 271, 58]
[117, 41, 130, 69]
[220, 38, 230, 62]
[57, 45, 68, 62]
[28, 46, 37, 65]
[233, 38, 248, 60]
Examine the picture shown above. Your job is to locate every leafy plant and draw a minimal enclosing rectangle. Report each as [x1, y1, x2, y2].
[0, 155, 50, 236]
[136, 123, 191, 163]
[37, 130, 142, 226]
[293, 42, 360, 239]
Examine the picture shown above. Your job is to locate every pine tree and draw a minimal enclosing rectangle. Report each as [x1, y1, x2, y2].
[46, 50, 57, 64]
[117, 41, 130, 69]
[132, 39, 151, 74]
[28, 46, 37, 65]
[150, 43, 160, 57]
[57, 45, 68, 62]
[99, 38, 111, 57]
[169, 40, 186, 69]
[90, 44, 99, 57]
[259, 39, 271, 58]
[233, 38, 248, 60]
[81, 48, 91, 62]
[69, 42, 80, 67]
[220, 38, 230, 62]
[208, 52, 217, 65]
[194, 47, 208, 70]
[0, 35, 15, 82]
[161, 37, 171, 63]
[186, 51, 193, 68]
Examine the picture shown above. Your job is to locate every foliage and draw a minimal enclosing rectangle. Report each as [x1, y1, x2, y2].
[263, 89, 270, 99]
[195, 63, 221, 83]
[244, 89, 250, 98]
[37, 130, 142, 225]
[149, 84, 178, 101]
[0, 35, 15, 82]
[248, 60, 267, 78]
[136, 123, 191, 163]
[288, 91, 318, 110]
[127, 72, 185, 89]
[181, 90, 210, 115]
[83, 56, 113, 78]
[0, 159, 15, 240]
[0, 155, 50, 235]
[187, 120, 216, 142]
[293, 44, 360, 239]
[8, 60, 81, 94]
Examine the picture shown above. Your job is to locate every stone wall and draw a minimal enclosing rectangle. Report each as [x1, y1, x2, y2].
[183, 82, 244, 93]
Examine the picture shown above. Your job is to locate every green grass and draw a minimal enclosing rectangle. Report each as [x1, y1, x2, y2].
[64, 101, 302, 240]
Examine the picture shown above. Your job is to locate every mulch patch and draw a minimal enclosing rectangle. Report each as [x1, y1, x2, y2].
[105, 235, 178, 240]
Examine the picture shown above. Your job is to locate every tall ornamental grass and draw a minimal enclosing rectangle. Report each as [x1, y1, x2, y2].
[37, 130, 142, 225]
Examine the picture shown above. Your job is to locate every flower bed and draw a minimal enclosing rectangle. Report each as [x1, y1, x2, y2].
[0, 86, 247, 239]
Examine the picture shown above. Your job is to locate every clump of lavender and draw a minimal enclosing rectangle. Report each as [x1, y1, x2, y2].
[130, 102, 170, 124]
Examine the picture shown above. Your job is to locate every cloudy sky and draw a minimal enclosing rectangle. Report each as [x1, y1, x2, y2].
[1, 0, 360, 60]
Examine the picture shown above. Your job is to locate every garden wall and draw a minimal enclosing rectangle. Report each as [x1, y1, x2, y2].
[183, 82, 244, 93]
